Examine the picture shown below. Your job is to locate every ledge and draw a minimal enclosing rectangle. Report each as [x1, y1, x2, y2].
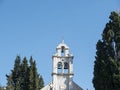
[52, 73, 74, 76]
[52, 55, 74, 59]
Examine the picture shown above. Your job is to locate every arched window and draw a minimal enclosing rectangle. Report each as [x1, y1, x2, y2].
[58, 62, 62, 69]
[50, 87, 52, 90]
[57, 62, 62, 73]
[64, 62, 69, 69]
[64, 62, 69, 73]
[61, 46, 65, 56]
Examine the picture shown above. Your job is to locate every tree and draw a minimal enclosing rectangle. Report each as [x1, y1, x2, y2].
[28, 56, 44, 90]
[93, 11, 120, 90]
[32, 60, 39, 90]
[38, 75, 44, 89]
[28, 56, 34, 90]
[21, 57, 29, 90]
[28, 56, 40, 90]
[11, 55, 21, 90]
[6, 74, 14, 90]
[6, 55, 44, 90]
[0, 86, 5, 90]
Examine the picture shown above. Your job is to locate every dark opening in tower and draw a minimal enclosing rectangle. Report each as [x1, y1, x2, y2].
[61, 46, 65, 56]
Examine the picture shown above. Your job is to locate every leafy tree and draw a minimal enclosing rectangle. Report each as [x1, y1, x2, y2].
[93, 11, 120, 90]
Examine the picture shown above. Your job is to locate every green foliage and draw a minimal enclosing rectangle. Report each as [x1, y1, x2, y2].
[6, 74, 14, 90]
[6, 56, 44, 90]
[39, 76, 44, 89]
[0, 86, 5, 90]
[93, 11, 120, 90]
[28, 56, 34, 90]
[21, 57, 29, 90]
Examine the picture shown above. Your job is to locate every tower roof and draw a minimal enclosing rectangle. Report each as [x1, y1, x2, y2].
[56, 40, 69, 49]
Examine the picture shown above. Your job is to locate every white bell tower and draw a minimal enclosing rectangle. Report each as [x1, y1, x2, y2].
[41, 40, 83, 90]
[52, 40, 74, 90]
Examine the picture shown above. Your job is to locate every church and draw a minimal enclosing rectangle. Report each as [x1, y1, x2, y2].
[41, 41, 83, 90]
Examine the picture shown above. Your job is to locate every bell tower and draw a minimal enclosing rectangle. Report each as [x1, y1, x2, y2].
[41, 40, 83, 90]
[52, 40, 74, 90]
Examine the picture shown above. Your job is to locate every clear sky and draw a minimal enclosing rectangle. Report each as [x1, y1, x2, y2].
[0, 0, 119, 90]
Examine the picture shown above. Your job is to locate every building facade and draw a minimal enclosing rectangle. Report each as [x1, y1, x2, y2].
[41, 41, 83, 90]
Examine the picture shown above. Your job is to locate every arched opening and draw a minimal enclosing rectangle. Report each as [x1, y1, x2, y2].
[64, 62, 69, 73]
[61, 46, 65, 56]
[57, 62, 62, 73]
[50, 87, 52, 90]
[64, 62, 69, 69]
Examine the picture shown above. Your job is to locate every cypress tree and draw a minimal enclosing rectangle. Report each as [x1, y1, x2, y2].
[6, 55, 44, 90]
[12, 55, 21, 90]
[0, 86, 5, 90]
[28, 56, 34, 90]
[21, 57, 29, 90]
[38, 75, 44, 89]
[93, 11, 120, 90]
[33, 60, 39, 90]
[6, 74, 14, 90]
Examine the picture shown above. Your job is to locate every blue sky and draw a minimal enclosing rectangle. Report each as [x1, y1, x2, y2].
[0, 0, 119, 90]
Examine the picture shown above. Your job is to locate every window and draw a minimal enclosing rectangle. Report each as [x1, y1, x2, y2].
[57, 62, 62, 73]
[64, 62, 69, 69]
[50, 87, 52, 90]
[61, 46, 65, 56]
[58, 62, 62, 69]
[64, 62, 69, 73]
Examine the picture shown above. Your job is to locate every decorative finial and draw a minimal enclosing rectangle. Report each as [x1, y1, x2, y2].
[62, 39, 64, 43]
[61, 36, 64, 44]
